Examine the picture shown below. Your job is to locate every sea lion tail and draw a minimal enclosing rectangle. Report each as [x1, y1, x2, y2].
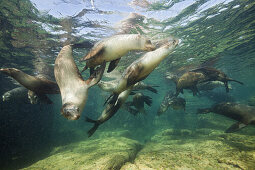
[143, 95, 152, 106]
[227, 78, 244, 85]
[197, 108, 211, 114]
[85, 116, 100, 137]
[85, 61, 106, 87]
[146, 86, 158, 93]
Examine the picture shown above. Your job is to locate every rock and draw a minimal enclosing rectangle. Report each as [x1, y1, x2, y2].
[23, 136, 142, 170]
[126, 128, 255, 169]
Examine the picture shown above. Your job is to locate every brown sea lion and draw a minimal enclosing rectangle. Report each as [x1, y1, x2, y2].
[174, 71, 206, 96]
[126, 92, 152, 114]
[54, 44, 105, 120]
[2, 87, 29, 103]
[191, 67, 243, 92]
[80, 34, 155, 74]
[106, 38, 179, 105]
[157, 90, 186, 116]
[0, 68, 60, 94]
[197, 102, 255, 133]
[197, 81, 232, 92]
[27, 90, 53, 104]
[85, 88, 133, 137]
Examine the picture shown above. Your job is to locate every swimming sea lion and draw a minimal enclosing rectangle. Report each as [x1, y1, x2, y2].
[191, 67, 243, 92]
[126, 92, 152, 114]
[197, 102, 255, 133]
[2, 87, 29, 103]
[122, 102, 139, 116]
[85, 88, 133, 137]
[197, 81, 232, 92]
[27, 90, 53, 104]
[54, 44, 105, 120]
[98, 80, 158, 93]
[0, 68, 60, 94]
[80, 34, 156, 74]
[174, 71, 206, 96]
[106, 38, 179, 105]
[132, 81, 158, 93]
[157, 90, 186, 116]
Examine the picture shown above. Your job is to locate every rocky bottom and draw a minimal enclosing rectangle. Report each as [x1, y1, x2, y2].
[23, 129, 255, 170]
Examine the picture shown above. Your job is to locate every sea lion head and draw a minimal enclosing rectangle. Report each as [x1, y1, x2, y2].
[164, 38, 179, 49]
[61, 103, 80, 120]
[139, 36, 156, 51]
[0, 68, 20, 76]
[28, 90, 39, 104]
[2, 92, 11, 102]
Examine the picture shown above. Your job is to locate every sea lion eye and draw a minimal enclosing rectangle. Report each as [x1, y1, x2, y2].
[146, 40, 151, 44]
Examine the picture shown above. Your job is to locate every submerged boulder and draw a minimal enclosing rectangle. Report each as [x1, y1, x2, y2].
[121, 128, 255, 170]
[23, 136, 142, 170]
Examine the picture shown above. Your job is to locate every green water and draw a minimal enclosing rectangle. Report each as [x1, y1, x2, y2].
[0, 0, 255, 169]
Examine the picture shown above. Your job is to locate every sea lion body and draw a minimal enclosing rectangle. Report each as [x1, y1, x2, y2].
[97, 80, 118, 92]
[191, 67, 243, 92]
[126, 92, 152, 114]
[2, 87, 29, 103]
[175, 71, 206, 96]
[85, 88, 132, 137]
[0, 68, 60, 94]
[133, 81, 158, 93]
[98, 80, 158, 94]
[107, 39, 179, 104]
[157, 90, 186, 116]
[197, 81, 232, 91]
[81, 34, 155, 73]
[197, 102, 255, 132]
[54, 45, 105, 120]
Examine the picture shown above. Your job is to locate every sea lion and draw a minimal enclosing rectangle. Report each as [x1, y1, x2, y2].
[98, 80, 158, 93]
[27, 90, 53, 104]
[80, 34, 156, 74]
[115, 13, 145, 34]
[197, 102, 255, 133]
[122, 102, 139, 116]
[54, 45, 105, 120]
[157, 90, 186, 116]
[191, 67, 243, 92]
[0, 68, 60, 100]
[197, 81, 232, 92]
[106, 38, 179, 105]
[133, 81, 158, 93]
[174, 71, 206, 96]
[2, 87, 29, 103]
[126, 92, 152, 114]
[85, 88, 133, 137]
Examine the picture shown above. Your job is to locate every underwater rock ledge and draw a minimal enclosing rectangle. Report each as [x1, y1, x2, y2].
[22, 136, 142, 170]
[121, 128, 255, 170]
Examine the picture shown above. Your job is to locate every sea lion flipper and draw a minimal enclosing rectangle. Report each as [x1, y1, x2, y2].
[107, 58, 121, 73]
[225, 122, 247, 133]
[143, 95, 152, 106]
[85, 116, 100, 137]
[80, 44, 105, 61]
[85, 62, 106, 87]
[146, 86, 158, 93]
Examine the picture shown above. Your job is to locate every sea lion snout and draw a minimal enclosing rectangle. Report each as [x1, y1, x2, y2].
[61, 103, 80, 120]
